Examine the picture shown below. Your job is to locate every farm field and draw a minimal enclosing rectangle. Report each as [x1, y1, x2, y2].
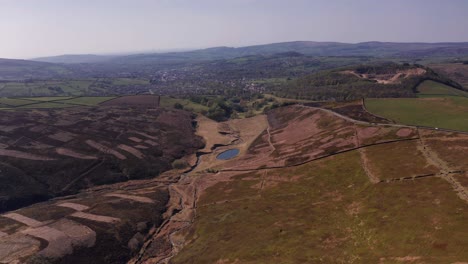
[416, 80, 468, 98]
[365, 81, 468, 131]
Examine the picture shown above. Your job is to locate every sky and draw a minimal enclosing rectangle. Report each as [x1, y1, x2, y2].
[1, 0, 468, 59]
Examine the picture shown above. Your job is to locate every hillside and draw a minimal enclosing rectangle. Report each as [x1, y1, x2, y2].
[0, 100, 467, 263]
[272, 62, 463, 100]
[33, 54, 115, 64]
[0, 102, 203, 212]
[430, 62, 468, 89]
[0, 58, 72, 80]
[135, 105, 468, 263]
[102, 41, 468, 65]
[4, 41, 468, 82]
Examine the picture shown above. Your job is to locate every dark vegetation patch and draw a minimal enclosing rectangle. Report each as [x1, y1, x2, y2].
[0, 106, 203, 212]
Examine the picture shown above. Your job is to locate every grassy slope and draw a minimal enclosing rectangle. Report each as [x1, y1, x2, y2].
[417, 80, 468, 98]
[174, 152, 468, 263]
[365, 81, 468, 131]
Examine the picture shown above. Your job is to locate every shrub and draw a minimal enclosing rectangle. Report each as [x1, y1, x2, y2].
[174, 102, 184, 109]
[172, 159, 189, 170]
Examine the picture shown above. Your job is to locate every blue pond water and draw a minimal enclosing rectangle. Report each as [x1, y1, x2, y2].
[216, 149, 240, 160]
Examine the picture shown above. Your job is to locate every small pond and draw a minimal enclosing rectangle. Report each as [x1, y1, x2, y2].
[216, 149, 240, 160]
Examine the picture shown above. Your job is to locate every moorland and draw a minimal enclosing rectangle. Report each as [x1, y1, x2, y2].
[0, 41, 467, 263]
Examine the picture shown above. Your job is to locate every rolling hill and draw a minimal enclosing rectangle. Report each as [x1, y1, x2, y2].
[0, 58, 72, 80]
[3, 41, 468, 81]
[31, 41, 468, 66]
[33, 54, 115, 64]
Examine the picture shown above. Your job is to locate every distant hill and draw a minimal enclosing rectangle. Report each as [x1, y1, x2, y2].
[4, 41, 468, 80]
[109, 41, 468, 65]
[33, 54, 115, 64]
[0, 58, 72, 80]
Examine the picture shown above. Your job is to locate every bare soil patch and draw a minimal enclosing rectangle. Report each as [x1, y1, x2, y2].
[57, 202, 90, 211]
[117, 144, 144, 159]
[0, 149, 55, 161]
[105, 193, 154, 204]
[56, 147, 97, 160]
[70, 212, 120, 224]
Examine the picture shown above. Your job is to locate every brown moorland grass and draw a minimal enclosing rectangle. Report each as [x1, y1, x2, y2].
[421, 133, 468, 171]
[454, 173, 468, 189]
[222, 106, 358, 170]
[356, 125, 417, 146]
[173, 151, 468, 263]
[360, 140, 439, 180]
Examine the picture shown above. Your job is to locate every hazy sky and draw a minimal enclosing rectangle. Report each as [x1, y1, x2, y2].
[1, 0, 468, 59]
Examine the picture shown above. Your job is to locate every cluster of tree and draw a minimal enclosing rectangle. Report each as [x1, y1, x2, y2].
[173, 94, 284, 121]
[185, 95, 248, 121]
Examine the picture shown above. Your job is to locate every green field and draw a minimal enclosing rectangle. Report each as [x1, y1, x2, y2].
[16, 102, 75, 109]
[417, 80, 468, 98]
[20, 96, 74, 102]
[160, 96, 209, 112]
[0, 78, 149, 97]
[365, 81, 468, 131]
[56, 96, 116, 106]
[0, 96, 116, 110]
[0, 98, 35, 106]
